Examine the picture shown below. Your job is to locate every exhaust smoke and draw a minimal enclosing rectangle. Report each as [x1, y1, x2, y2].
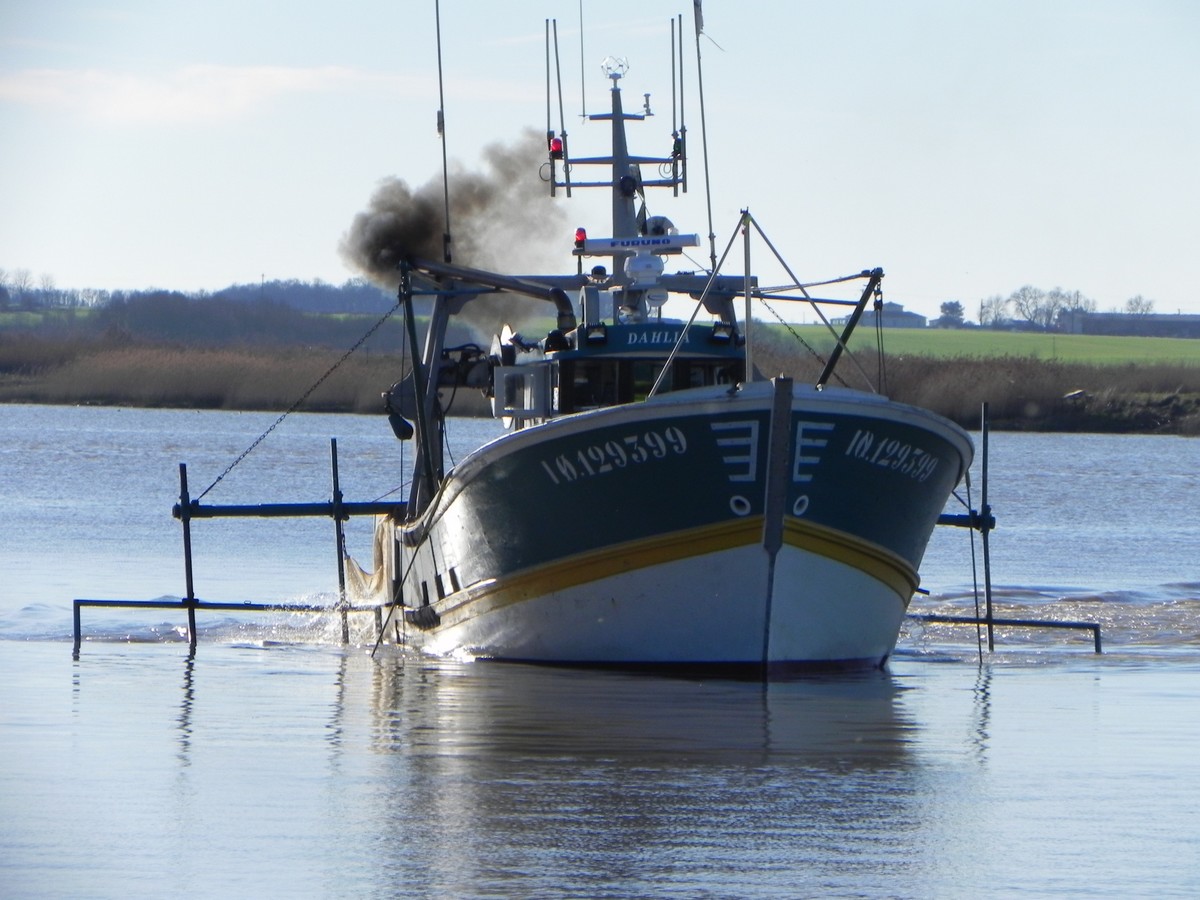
[340, 129, 569, 331]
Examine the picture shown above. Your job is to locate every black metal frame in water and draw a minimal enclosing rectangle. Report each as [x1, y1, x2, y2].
[72, 437, 399, 657]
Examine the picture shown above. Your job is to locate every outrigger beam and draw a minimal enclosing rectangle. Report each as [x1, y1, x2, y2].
[175, 501, 403, 520]
[816, 268, 883, 388]
[410, 256, 578, 331]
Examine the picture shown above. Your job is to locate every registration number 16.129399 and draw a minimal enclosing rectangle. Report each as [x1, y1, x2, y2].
[844, 428, 940, 482]
[539, 426, 689, 485]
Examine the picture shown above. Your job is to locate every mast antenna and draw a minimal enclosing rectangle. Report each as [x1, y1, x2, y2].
[675, 14, 688, 195]
[578, 0, 587, 118]
[693, 1, 716, 270]
[435, 0, 452, 263]
[553, 19, 572, 197]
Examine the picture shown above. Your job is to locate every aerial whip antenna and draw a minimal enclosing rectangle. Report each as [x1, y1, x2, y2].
[670, 14, 687, 196]
[551, 19, 572, 197]
[578, 0, 587, 118]
[435, 0, 452, 263]
[692, 1, 716, 270]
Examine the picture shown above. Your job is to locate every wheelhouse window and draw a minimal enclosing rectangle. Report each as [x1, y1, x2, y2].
[556, 358, 742, 413]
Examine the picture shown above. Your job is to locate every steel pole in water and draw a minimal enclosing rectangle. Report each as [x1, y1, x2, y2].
[981, 402, 994, 651]
[178, 463, 197, 653]
[331, 439, 349, 644]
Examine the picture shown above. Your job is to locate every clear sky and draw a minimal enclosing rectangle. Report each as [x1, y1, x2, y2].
[2, 0, 1198, 322]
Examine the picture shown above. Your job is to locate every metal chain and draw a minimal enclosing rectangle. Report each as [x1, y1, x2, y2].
[757, 300, 850, 388]
[873, 282, 888, 394]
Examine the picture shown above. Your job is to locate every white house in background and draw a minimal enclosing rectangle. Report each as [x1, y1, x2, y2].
[833, 301, 927, 329]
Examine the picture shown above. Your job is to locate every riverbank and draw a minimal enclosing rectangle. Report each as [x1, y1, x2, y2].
[2, 334, 1198, 434]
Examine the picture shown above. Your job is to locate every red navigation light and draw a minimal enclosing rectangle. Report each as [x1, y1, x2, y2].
[574, 227, 587, 250]
[549, 137, 563, 159]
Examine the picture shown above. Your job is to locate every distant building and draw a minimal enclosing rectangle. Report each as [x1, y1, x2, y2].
[1058, 310, 1200, 338]
[832, 301, 927, 329]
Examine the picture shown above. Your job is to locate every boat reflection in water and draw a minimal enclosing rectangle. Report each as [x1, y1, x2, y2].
[350, 655, 920, 891]
[365, 656, 912, 765]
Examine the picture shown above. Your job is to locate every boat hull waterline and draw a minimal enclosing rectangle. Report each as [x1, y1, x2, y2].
[379, 378, 973, 670]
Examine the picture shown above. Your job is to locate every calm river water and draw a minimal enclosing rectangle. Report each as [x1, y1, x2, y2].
[2, 403, 1198, 897]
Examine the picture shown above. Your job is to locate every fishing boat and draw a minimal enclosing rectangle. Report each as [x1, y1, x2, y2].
[351, 19, 974, 673]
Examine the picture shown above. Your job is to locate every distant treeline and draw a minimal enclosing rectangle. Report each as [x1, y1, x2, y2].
[0, 276, 395, 316]
[0, 287, 480, 352]
[96, 291, 406, 349]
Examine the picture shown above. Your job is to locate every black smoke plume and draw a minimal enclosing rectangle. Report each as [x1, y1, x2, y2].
[340, 128, 568, 292]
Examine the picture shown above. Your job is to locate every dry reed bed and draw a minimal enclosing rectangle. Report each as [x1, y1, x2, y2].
[752, 345, 1200, 433]
[2, 334, 1198, 432]
[0, 339, 407, 414]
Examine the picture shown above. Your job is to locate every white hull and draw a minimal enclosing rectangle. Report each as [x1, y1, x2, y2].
[375, 379, 971, 671]
[405, 541, 906, 669]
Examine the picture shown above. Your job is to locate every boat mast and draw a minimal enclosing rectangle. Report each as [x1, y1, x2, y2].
[603, 60, 639, 239]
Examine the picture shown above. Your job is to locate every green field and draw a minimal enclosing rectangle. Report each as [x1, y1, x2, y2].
[765, 324, 1200, 365]
[449, 316, 1200, 365]
[4, 308, 1198, 367]
[0, 310, 92, 327]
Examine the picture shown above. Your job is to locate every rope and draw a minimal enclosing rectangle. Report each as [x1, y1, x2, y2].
[965, 468, 985, 663]
[948, 480, 986, 663]
[197, 300, 403, 501]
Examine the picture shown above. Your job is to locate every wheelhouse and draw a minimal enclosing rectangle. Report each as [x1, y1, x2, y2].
[494, 320, 745, 421]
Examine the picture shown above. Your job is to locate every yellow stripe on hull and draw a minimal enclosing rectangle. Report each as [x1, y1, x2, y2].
[437, 517, 764, 627]
[428, 514, 917, 630]
[782, 518, 919, 603]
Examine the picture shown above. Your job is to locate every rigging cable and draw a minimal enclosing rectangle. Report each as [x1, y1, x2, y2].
[743, 213, 878, 391]
[966, 466, 985, 663]
[196, 300, 402, 501]
[946, 480, 986, 663]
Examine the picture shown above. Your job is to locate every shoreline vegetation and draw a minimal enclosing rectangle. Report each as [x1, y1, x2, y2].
[2, 329, 1198, 435]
